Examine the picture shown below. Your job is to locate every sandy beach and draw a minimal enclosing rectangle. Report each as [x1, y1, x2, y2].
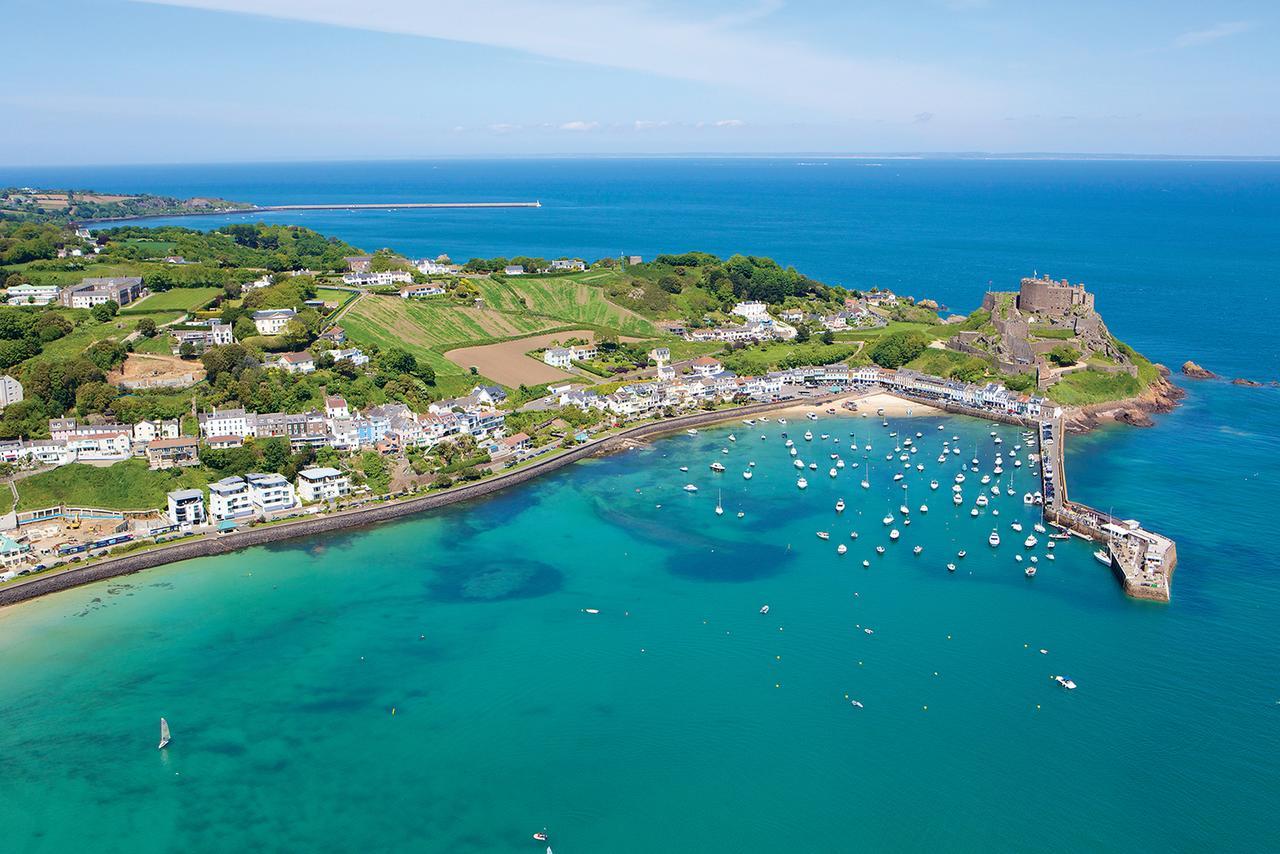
[767, 391, 941, 422]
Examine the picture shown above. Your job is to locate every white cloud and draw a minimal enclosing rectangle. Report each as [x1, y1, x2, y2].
[714, 119, 746, 128]
[1173, 21, 1253, 49]
[131, 0, 1009, 121]
[559, 120, 599, 132]
[487, 123, 521, 133]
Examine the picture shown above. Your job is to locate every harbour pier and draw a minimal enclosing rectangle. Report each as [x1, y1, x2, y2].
[1037, 416, 1176, 602]
[885, 387, 1177, 602]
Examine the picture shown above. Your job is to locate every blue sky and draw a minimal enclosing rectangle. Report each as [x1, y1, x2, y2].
[3, 0, 1277, 164]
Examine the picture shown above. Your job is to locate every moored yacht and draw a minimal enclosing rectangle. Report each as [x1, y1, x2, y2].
[988, 529, 1001, 547]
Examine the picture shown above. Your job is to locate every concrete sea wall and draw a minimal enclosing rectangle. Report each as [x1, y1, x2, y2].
[0, 397, 829, 608]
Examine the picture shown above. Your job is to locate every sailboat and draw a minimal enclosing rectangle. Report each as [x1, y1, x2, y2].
[715, 491, 724, 516]
[158, 718, 171, 750]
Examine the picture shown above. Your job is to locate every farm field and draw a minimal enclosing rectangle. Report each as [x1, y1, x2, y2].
[444, 330, 603, 386]
[340, 296, 561, 379]
[476, 275, 658, 337]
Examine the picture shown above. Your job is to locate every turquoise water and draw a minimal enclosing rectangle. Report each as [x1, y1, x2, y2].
[2, 411, 1278, 852]
[0, 159, 1278, 851]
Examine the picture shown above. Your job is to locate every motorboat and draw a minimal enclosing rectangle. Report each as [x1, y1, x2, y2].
[882, 514, 894, 525]
[760, 604, 770, 614]
[837, 544, 848, 555]
[835, 499, 846, 513]
[809, 462, 818, 470]
[919, 504, 928, 513]
[952, 492, 963, 505]
[957, 550, 967, 558]
[829, 468, 838, 478]
[797, 477, 808, 489]
[687, 429, 698, 436]
[683, 484, 698, 492]
[969, 507, 979, 517]
[863, 559, 871, 567]
[804, 431, 814, 441]
[976, 495, 989, 507]
[930, 480, 939, 490]
[1011, 521, 1023, 532]
[1094, 549, 1112, 566]
[889, 529, 900, 541]
[913, 545, 923, 555]
[988, 530, 1001, 547]
[946, 563, 956, 572]
[875, 546, 885, 555]
[1034, 523, 1047, 534]
[849, 531, 859, 540]
[794, 459, 804, 469]
[743, 471, 753, 480]
[1054, 676, 1077, 690]
[817, 531, 830, 540]
[1024, 535, 1038, 548]
[709, 462, 725, 472]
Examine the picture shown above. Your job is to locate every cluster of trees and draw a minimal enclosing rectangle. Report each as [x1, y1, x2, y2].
[0, 306, 78, 370]
[96, 224, 362, 272]
[0, 221, 67, 265]
[868, 330, 931, 369]
[200, 436, 328, 483]
[1047, 345, 1080, 367]
[219, 277, 322, 348]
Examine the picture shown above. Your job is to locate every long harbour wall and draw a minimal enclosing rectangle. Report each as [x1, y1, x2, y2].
[885, 389, 1176, 602]
[0, 396, 832, 609]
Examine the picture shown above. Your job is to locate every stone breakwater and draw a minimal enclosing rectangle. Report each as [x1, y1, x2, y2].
[0, 397, 831, 609]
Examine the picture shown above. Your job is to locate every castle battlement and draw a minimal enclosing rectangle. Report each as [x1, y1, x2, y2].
[1016, 275, 1095, 316]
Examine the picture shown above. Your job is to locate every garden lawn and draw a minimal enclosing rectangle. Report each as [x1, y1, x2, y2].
[122, 287, 222, 313]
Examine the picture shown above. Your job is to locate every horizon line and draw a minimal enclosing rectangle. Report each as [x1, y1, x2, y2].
[3, 151, 1280, 171]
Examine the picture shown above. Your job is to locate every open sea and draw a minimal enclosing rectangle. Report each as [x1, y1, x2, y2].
[0, 159, 1277, 852]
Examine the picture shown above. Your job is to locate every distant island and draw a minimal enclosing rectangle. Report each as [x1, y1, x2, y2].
[0, 186, 255, 225]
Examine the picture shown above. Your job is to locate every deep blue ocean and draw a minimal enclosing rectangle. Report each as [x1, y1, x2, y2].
[0, 159, 1277, 852]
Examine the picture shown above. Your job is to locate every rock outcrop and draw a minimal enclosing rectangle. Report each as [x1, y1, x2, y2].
[1181, 360, 1215, 379]
[1231, 377, 1264, 387]
[1062, 368, 1185, 433]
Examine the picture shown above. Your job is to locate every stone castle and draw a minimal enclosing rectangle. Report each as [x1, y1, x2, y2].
[950, 274, 1135, 388]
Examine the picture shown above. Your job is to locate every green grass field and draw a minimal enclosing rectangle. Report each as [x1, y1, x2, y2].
[905, 347, 984, 376]
[720, 341, 862, 375]
[1047, 368, 1143, 406]
[34, 312, 183, 363]
[15, 460, 213, 511]
[123, 287, 222, 313]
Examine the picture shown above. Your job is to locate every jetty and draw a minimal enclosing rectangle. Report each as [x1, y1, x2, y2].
[77, 201, 541, 226]
[883, 385, 1177, 602]
[1037, 416, 1176, 602]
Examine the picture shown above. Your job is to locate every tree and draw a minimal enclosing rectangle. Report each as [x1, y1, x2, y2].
[658, 274, 682, 294]
[201, 344, 253, 383]
[820, 330, 835, 345]
[136, 317, 158, 338]
[794, 324, 811, 343]
[75, 380, 117, 416]
[84, 339, 128, 371]
[90, 300, 120, 322]
[382, 348, 417, 376]
[868, 330, 929, 369]
[1047, 345, 1080, 367]
[179, 341, 196, 359]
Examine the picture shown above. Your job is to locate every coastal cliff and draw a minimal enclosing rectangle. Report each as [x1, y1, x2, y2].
[1062, 366, 1185, 432]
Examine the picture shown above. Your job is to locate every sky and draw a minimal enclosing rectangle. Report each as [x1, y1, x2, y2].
[2, 0, 1277, 164]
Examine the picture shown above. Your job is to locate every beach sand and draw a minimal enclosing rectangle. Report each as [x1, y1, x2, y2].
[768, 391, 941, 422]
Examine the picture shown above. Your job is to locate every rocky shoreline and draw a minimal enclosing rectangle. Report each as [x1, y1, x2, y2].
[1062, 365, 1186, 432]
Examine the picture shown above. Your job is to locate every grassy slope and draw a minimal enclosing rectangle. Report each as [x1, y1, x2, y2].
[1047, 369, 1143, 405]
[16, 460, 213, 511]
[476, 274, 658, 336]
[35, 312, 183, 363]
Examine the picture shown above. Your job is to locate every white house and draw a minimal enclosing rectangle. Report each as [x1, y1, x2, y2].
[325, 395, 349, 419]
[731, 301, 770, 321]
[252, 308, 297, 335]
[344, 271, 413, 286]
[550, 258, 586, 271]
[690, 356, 723, 377]
[209, 476, 254, 521]
[544, 348, 572, 368]
[245, 472, 297, 514]
[0, 375, 23, 409]
[399, 284, 446, 298]
[166, 488, 206, 527]
[5, 283, 61, 306]
[132, 418, 180, 443]
[503, 265, 525, 275]
[278, 352, 316, 374]
[67, 431, 131, 461]
[330, 347, 369, 366]
[296, 467, 351, 502]
[198, 407, 252, 438]
[649, 347, 670, 363]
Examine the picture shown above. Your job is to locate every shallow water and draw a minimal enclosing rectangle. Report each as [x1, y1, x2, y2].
[2, 410, 1277, 852]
